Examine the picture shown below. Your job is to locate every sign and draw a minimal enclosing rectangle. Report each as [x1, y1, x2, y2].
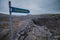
[9, 1, 30, 40]
[11, 7, 30, 13]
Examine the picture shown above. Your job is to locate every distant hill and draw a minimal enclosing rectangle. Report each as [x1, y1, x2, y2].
[0, 13, 26, 28]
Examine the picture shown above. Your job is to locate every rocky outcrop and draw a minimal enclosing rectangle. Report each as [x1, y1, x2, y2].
[15, 19, 52, 40]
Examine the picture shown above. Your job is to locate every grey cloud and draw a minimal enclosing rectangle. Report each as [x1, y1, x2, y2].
[0, 0, 60, 15]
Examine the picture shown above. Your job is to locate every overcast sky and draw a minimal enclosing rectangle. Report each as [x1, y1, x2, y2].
[0, 0, 60, 15]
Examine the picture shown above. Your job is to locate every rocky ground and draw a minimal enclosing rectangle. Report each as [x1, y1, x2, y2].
[0, 14, 60, 40]
[14, 19, 52, 40]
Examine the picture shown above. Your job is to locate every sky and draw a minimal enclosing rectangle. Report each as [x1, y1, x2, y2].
[0, 0, 60, 15]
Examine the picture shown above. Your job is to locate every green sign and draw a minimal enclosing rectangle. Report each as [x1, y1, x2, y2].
[11, 7, 30, 13]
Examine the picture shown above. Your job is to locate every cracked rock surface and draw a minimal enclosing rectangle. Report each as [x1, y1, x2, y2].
[15, 19, 52, 40]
